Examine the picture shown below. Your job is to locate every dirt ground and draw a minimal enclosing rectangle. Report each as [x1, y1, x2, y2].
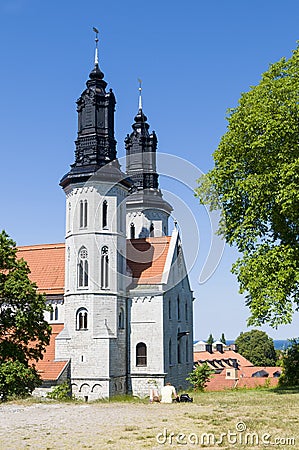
[0, 401, 211, 450]
[1, 390, 299, 450]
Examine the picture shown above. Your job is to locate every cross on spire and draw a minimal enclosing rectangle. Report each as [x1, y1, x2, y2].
[93, 26, 99, 66]
[138, 78, 143, 111]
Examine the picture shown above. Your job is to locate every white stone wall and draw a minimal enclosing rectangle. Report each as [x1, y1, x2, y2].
[129, 293, 166, 397]
[126, 209, 169, 238]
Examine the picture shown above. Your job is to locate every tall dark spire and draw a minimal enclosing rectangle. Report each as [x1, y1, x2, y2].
[125, 81, 159, 190]
[60, 29, 118, 188]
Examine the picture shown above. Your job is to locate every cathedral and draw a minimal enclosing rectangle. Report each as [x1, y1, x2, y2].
[18, 38, 194, 400]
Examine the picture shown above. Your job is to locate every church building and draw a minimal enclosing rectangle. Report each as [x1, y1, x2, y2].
[17, 37, 194, 400]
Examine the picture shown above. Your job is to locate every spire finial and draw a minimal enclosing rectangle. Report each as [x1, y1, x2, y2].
[138, 78, 143, 111]
[93, 27, 99, 66]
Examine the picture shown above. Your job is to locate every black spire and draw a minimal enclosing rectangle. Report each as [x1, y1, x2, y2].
[125, 82, 159, 190]
[60, 30, 118, 189]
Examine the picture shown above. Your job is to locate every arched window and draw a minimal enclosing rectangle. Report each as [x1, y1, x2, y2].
[50, 307, 54, 321]
[54, 306, 58, 321]
[177, 296, 180, 321]
[150, 223, 154, 237]
[118, 307, 125, 329]
[130, 223, 135, 239]
[68, 202, 71, 232]
[186, 337, 189, 363]
[169, 339, 172, 365]
[136, 342, 147, 366]
[78, 247, 88, 288]
[177, 339, 181, 364]
[102, 200, 108, 228]
[101, 246, 109, 289]
[120, 203, 124, 232]
[76, 308, 88, 330]
[80, 200, 88, 228]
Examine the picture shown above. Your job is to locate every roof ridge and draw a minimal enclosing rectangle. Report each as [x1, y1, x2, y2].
[17, 243, 65, 251]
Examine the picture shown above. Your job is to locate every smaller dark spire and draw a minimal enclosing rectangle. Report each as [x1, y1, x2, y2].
[125, 81, 159, 190]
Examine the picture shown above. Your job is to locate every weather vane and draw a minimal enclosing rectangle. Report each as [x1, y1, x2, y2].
[93, 27, 99, 66]
[138, 78, 143, 110]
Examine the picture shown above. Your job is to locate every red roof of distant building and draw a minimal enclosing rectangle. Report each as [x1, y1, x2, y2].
[194, 349, 281, 391]
[194, 349, 254, 367]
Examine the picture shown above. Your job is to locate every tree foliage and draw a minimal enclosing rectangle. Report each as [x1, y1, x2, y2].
[235, 329, 277, 366]
[186, 363, 214, 392]
[278, 338, 299, 387]
[220, 333, 226, 345]
[0, 231, 51, 400]
[47, 382, 72, 400]
[207, 333, 214, 344]
[195, 45, 299, 328]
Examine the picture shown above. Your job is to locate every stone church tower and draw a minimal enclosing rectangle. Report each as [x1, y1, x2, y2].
[56, 45, 130, 400]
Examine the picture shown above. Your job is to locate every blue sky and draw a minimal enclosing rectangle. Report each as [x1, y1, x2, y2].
[1, 0, 299, 340]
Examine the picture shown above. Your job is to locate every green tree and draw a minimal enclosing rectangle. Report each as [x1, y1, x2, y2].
[0, 231, 51, 400]
[278, 338, 299, 387]
[235, 330, 277, 366]
[195, 44, 299, 328]
[207, 333, 214, 344]
[186, 363, 214, 392]
[220, 333, 226, 345]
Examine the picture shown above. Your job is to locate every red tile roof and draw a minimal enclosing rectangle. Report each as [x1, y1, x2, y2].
[194, 350, 254, 367]
[17, 244, 65, 295]
[127, 237, 171, 285]
[239, 366, 281, 378]
[34, 324, 69, 381]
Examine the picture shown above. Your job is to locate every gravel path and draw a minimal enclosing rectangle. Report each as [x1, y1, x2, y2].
[0, 401, 210, 449]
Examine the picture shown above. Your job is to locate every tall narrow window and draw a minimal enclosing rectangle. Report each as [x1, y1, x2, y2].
[168, 299, 171, 319]
[120, 203, 124, 232]
[177, 340, 181, 364]
[79, 200, 88, 228]
[102, 200, 108, 228]
[54, 306, 58, 321]
[150, 223, 154, 237]
[76, 308, 88, 330]
[186, 337, 189, 363]
[169, 339, 172, 365]
[78, 247, 88, 288]
[68, 202, 71, 232]
[50, 307, 54, 321]
[84, 200, 88, 228]
[79, 200, 84, 228]
[101, 246, 109, 289]
[130, 223, 135, 239]
[177, 296, 180, 320]
[136, 342, 147, 366]
[118, 308, 125, 329]
[185, 301, 188, 321]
